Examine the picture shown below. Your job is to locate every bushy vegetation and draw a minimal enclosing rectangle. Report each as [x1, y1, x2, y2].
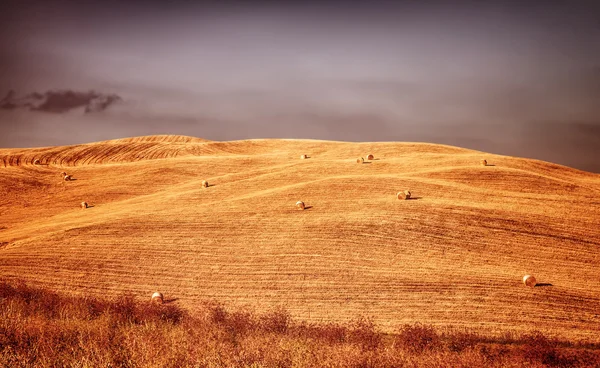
[1, 280, 599, 367]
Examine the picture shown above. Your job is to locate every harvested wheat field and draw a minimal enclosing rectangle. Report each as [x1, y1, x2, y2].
[1, 135, 599, 342]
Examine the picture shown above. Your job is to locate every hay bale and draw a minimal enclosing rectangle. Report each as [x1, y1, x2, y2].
[481, 159, 487, 166]
[523, 275, 537, 287]
[300, 154, 307, 159]
[397, 190, 411, 200]
[151, 292, 164, 304]
[296, 201, 305, 210]
[202, 180, 208, 188]
[80, 201, 88, 209]
[357, 157, 364, 164]
[61, 172, 67, 177]
[33, 159, 40, 165]
[64, 175, 72, 181]
[366, 154, 374, 160]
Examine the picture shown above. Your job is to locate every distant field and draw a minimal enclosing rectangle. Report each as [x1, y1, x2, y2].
[1, 135, 599, 342]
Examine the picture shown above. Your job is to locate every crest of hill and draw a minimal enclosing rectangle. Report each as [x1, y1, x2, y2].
[1, 135, 600, 340]
[0, 135, 477, 167]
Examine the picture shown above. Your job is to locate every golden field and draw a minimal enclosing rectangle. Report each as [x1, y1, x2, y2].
[1, 135, 599, 342]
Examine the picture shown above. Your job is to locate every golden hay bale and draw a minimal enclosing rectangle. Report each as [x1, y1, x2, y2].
[523, 275, 537, 287]
[366, 154, 374, 160]
[61, 172, 67, 177]
[64, 175, 72, 181]
[33, 159, 40, 165]
[151, 292, 164, 304]
[481, 159, 487, 166]
[397, 190, 411, 200]
[357, 157, 364, 164]
[202, 180, 208, 188]
[80, 202, 88, 209]
[296, 201, 305, 210]
[300, 154, 307, 159]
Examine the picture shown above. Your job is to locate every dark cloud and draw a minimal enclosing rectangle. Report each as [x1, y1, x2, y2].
[1, 90, 122, 114]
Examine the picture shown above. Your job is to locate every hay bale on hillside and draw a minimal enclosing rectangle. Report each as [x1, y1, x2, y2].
[481, 159, 487, 166]
[61, 172, 67, 177]
[357, 157, 364, 164]
[300, 154, 307, 159]
[202, 180, 208, 188]
[397, 190, 411, 200]
[151, 292, 164, 304]
[64, 175, 72, 181]
[366, 154, 374, 160]
[80, 201, 88, 209]
[33, 159, 40, 165]
[296, 201, 305, 210]
[523, 275, 536, 287]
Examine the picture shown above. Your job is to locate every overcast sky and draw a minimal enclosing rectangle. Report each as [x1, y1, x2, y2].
[1, 0, 599, 172]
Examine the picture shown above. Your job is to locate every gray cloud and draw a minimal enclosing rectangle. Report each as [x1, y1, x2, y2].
[1, 90, 122, 113]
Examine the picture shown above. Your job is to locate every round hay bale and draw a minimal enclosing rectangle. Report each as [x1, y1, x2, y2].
[33, 159, 40, 165]
[80, 201, 88, 209]
[397, 191, 411, 200]
[64, 175, 72, 181]
[151, 292, 164, 304]
[296, 201, 305, 210]
[300, 154, 307, 159]
[357, 157, 364, 164]
[523, 275, 536, 287]
[366, 154, 374, 160]
[202, 180, 208, 188]
[61, 172, 67, 177]
[481, 159, 487, 166]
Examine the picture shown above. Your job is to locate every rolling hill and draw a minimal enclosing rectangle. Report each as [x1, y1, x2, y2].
[1, 135, 599, 341]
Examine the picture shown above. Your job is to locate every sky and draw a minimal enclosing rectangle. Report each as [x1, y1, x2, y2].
[1, 0, 599, 172]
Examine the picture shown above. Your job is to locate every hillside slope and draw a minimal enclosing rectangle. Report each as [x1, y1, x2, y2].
[1, 135, 599, 340]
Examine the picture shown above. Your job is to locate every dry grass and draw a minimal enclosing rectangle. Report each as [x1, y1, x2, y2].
[2, 280, 599, 368]
[0, 135, 599, 345]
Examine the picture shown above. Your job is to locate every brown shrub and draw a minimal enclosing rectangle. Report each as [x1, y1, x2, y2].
[260, 306, 290, 334]
[348, 317, 381, 351]
[395, 324, 441, 353]
[446, 331, 481, 352]
[295, 321, 347, 344]
[520, 332, 563, 366]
